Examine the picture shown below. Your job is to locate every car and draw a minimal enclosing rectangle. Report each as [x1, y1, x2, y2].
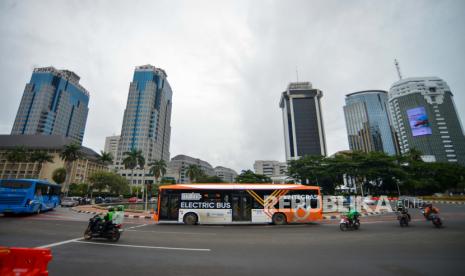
[363, 196, 376, 205]
[61, 197, 79, 207]
[399, 196, 424, 208]
[94, 196, 104, 204]
[128, 197, 139, 203]
[104, 197, 123, 203]
[149, 197, 157, 203]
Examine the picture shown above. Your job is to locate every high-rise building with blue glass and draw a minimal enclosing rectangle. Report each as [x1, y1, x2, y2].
[116, 65, 172, 183]
[343, 90, 398, 155]
[11, 67, 90, 144]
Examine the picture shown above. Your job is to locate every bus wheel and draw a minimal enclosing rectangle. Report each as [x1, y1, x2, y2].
[183, 213, 198, 225]
[272, 213, 287, 225]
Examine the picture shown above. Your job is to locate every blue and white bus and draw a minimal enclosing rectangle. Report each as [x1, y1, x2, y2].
[0, 179, 61, 214]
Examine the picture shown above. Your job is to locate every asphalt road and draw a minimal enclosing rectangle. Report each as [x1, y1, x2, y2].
[1, 204, 465, 276]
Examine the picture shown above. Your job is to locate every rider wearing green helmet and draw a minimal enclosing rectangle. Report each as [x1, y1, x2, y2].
[345, 207, 360, 224]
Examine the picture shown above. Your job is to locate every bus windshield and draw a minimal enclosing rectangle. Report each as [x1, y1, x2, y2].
[0, 181, 32, 189]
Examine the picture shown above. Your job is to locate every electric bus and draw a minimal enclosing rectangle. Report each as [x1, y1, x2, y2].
[154, 183, 322, 225]
[0, 179, 61, 214]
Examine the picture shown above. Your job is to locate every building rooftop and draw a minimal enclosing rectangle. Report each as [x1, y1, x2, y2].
[346, 90, 387, 97]
[0, 135, 100, 161]
[32, 66, 89, 97]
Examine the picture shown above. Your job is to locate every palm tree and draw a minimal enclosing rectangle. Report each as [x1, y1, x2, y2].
[186, 164, 202, 183]
[149, 160, 167, 184]
[30, 151, 54, 177]
[60, 143, 82, 195]
[123, 149, 145, 195]
[98, 151, 114, 166]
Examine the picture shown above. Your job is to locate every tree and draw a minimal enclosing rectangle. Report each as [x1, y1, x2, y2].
[236, 170, 271, 183]
[60, 143, 82, 194]
[122, 148, 144, 186]
[196, 174, 224, 183]
[149, 160, 167, 184]
[98, 151, 113, 165]
[52, 167, 67, 186]
[6, 146, 28, 163]
[30, 151, 54, 173]
[88, 171, 130, 196]
[186, 164, 202, 183]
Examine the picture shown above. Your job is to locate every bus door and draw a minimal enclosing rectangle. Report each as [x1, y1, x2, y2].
[232, 194, 252, 221]
[159, 192, 180, 220]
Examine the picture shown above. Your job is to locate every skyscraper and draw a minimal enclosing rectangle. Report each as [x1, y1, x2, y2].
[11, 67, 90, 144]
[343, 90, 398, 155]
[116, 65, 172, 184]
[388, 77, 465, 164]
[280, 82, 327, 160]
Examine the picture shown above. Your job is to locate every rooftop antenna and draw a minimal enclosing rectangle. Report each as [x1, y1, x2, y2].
[296, 67, 299, 82]
[394, 59, 403, 80]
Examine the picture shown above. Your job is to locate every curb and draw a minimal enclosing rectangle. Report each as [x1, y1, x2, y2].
[423, 200, 465, 205]
[71, 208, 153, 220]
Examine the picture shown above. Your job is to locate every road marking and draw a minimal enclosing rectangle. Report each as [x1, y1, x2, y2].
[72, 241, 211, 251]
[126, 230, 217, 235]
[36, 237, 82, 248]
[126, 223, 148, 230]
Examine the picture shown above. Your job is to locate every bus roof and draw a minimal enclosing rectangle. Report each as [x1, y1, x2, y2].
[0, 179, 60, 187]
[158, 183, 320, 190]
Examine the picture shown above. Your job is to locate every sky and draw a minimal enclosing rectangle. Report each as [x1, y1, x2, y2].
[1, 0, 464, 173]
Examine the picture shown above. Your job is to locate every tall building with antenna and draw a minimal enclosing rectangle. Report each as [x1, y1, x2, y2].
[388, 76, 465, 164]
[280, 82, 327, 160]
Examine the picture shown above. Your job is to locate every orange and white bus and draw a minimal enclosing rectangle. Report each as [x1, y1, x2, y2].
[154, 183, 322, 225]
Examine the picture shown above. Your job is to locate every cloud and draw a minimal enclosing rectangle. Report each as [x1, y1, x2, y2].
[1, 0, 464, 172]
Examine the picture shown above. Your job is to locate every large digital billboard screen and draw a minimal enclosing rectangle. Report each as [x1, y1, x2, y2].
[407, 107, 432, 137]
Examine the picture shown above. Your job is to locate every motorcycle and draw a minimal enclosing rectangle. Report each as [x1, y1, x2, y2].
[397, 211, 411, 227]
[339, 215, 360, 231]
[84, 215, 123, 241]
[421, 208, 442, 228]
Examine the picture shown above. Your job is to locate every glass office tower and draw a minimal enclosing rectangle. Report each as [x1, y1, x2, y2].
[11, 67, 90, 144]
[116, 65, 172, 175]
[343, 90, 398, 155]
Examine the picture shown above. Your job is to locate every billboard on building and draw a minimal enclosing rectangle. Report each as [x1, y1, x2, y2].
[407, 107, 432, 137]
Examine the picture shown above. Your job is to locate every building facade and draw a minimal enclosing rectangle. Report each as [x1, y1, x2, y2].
[165, 155, 215, 184]
[104, 135, 120, 161]
[253, 160, 288, 178]
[343, 90, 398, 155]
[280, 82, 327, 160]
[115, 65, 173, 185]
[11, 67, 90, 144]
[0, 135, 107, 191]
[388, 77, 465, 164]
[214, 166, 238, 183]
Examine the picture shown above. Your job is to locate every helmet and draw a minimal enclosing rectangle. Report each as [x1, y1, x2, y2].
[108, 207, 115, 212]
[117, 205, 124, 211]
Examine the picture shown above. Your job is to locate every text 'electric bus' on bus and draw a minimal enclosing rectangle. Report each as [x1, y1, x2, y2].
[154, 183, 322, 225]
[0, 179, 61, 214]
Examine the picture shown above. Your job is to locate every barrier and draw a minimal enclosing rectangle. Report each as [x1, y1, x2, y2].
[0, 247, 52, 276]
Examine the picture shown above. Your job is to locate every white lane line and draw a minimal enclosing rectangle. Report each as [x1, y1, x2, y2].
[126, 223, 148, 230]
[126, 230, 217, 235]
[36, 237, 82, 248]
[72, 241, 211, 251]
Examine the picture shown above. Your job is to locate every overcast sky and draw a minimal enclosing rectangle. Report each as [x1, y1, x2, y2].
[1, 0, 464, 172]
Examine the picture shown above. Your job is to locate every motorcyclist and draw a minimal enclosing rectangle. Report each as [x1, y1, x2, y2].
[396, 200, 411, 221]
[345, 208, 360, 225]
[423, 203, 439, 220]
[103, 207, 116, 232]
[113, 205, 125, 225]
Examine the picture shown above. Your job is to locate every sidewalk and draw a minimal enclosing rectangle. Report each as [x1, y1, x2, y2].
[72, 205, 153, 220]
